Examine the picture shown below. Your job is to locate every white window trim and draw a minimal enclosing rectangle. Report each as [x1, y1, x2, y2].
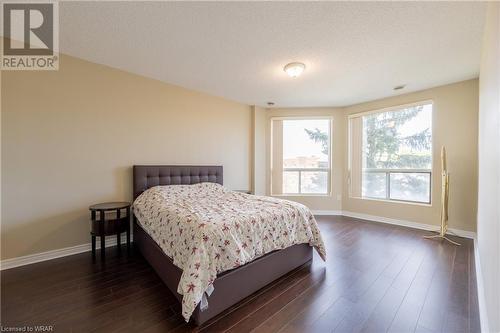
[270, 116, 333, 197]
[348, 100, 434, 205]
[349, 196, 433, 207]
[347, 99, 434, 119]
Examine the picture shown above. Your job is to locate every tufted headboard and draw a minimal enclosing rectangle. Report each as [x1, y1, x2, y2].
[133, 165, 223, 199]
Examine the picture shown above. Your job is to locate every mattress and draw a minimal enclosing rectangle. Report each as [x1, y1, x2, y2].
[133, 182, 326, 321]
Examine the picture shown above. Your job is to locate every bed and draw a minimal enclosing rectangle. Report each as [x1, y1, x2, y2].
[132, 165, 325, 325]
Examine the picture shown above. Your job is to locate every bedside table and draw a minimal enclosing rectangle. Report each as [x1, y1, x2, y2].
[89, 202, 131, 259]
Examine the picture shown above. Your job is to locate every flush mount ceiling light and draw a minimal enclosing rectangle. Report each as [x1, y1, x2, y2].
[283, 62, 305, 78]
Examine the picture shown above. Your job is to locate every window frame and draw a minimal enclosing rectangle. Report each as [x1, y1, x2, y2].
[348, 100, 434, 205]
[270, 116, 333, 197]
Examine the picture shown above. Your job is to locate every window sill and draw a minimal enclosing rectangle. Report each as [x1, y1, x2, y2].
[349, 196, 432, 207]
[272, 194, 332, 198]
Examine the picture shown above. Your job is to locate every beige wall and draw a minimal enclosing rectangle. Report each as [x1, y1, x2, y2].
[1, 54, 252, 260]
[252, 106, 267, 196]
[343, 79, 479, 232]
[477, 3, 500, 332]
[265, 107, 345, 212]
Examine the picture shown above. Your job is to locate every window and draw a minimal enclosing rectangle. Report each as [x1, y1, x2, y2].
[349, 102, 432, 204]
[271, 118, 331, 195]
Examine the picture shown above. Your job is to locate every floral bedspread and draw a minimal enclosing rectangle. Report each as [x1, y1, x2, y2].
[133, 183, 326, 321]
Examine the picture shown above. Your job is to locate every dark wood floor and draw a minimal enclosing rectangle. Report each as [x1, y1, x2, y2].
[1, 216, 480, 333]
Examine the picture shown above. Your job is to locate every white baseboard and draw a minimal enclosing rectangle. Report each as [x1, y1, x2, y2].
[473, 236, 490, 333]
[313, 210, 475, 239]
[312, 210, 342, 216]
[0, 236, 133, 271]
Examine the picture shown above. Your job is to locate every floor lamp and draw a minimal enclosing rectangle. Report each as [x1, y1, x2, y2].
[424, 146, 460, 246]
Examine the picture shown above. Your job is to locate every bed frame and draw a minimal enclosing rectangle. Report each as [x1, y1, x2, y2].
[132, 165, 313, 325]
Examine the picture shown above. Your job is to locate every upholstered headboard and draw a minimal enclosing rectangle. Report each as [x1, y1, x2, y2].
[133, 165, 223, 199]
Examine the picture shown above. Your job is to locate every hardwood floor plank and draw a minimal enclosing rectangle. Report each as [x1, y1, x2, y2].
[442, 238, 473, 333]
[468, 241, 481, 333]
[199, 263, 314, 333]
[416, 238, 458, 332]
[360, 232, 452, 333]
[224, 264, 328, 332]
[332, 231, 428, 333]
[254, 219, 421, 333]
[252, 258, 362, 333]
[386, 242, 441, 333]
[274, 264, 365, 333]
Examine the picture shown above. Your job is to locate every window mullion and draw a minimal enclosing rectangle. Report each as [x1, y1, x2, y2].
[386, 171, 390, 200]
[298, 170, 302, 194]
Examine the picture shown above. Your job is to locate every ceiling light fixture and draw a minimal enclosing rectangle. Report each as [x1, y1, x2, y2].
[284, 62, 305, 78]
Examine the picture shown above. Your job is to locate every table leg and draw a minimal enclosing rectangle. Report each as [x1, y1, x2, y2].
[126, 207, 131, 254]
[117, 232, 121, 255]
[91, 235, 96, 258]
[126, 226, 130, 253]
[116, 208, 121, 254]
[100, 236, 105, 259]
[100, 210, 105, 260]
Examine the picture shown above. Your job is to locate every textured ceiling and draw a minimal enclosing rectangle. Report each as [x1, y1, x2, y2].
[59, 2, 486, 107]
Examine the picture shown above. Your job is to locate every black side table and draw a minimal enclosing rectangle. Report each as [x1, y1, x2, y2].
[89, 202, 131, 259]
